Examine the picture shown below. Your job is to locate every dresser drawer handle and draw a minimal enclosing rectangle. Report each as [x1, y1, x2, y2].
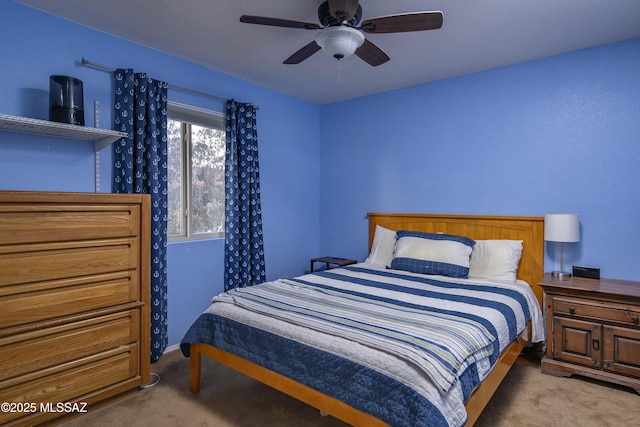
[633, 315, 639, 324]
[569, 306, 576, 315]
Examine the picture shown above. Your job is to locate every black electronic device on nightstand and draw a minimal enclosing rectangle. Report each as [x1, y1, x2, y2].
[572, 265, 600, 279]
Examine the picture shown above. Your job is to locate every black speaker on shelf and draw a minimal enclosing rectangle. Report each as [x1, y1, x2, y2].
[49, 75, 84, 126]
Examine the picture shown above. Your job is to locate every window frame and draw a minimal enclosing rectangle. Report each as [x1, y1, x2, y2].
[167, 101, 225, 242]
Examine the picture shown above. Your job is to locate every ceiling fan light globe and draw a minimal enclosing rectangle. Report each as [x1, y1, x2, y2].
[315, 26, 364, 60]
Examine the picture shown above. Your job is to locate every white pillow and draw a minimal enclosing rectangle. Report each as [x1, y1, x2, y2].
[365, 225, 397, 267]
[390, 231, 475, 278]
[469, 240, 523, 282]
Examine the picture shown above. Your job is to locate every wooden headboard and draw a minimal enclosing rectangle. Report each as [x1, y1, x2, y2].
[368, 213, 545, 305]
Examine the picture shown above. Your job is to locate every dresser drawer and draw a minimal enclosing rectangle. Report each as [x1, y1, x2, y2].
[553, 296, 640, 327]
[0, 271, 139, 329]
[0, 238, 138, 287]
[0, 344, 139, 425]
[0, 204, 140, 245]
[0, 309, 140, 381]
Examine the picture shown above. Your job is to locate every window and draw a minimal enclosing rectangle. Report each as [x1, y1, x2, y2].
[167, 101, 225, 240]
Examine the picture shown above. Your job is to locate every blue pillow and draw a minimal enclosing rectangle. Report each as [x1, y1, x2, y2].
[390, 230, 475, 278]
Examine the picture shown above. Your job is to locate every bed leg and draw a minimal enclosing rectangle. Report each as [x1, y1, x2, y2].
[190, 343, 202, 394]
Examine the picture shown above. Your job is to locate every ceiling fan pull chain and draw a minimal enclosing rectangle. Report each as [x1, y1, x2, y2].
[337, 59, 342, 83]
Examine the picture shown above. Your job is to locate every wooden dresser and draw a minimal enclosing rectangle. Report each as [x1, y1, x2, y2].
[0, 191, 150, 426]
[539, 273, 640, 393]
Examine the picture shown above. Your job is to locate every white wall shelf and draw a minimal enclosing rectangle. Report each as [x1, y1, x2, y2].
[0, 113, 126, 151]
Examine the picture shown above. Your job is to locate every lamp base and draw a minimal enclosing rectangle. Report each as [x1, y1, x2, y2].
[551, 271, 572, 280]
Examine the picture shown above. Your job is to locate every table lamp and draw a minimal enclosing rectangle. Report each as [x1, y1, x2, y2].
[544, 214, 580, 279]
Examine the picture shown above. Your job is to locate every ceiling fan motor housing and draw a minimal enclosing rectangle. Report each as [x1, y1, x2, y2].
[318, 1, 362, 27]
[316, 26, 365, 59]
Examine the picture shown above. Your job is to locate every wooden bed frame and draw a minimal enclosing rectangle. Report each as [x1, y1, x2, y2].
[189, 213, 544, 427]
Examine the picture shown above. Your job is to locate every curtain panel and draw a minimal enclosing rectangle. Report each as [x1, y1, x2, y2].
[113, 69, 169, 362]
[224, 100, 266, 290]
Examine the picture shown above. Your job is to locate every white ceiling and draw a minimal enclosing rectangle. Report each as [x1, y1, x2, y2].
[17, 0, 640, 105]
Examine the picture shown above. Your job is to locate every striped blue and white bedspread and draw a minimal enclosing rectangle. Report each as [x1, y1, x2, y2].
[213, 264, 537, 395]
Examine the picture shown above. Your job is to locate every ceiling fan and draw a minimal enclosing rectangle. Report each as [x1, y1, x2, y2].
[240, 0, 443, 66]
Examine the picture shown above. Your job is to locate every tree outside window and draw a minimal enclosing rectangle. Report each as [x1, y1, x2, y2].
[167, 102, 225, 240]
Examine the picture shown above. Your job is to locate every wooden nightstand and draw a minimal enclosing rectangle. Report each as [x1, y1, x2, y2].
[310, 256, 357, 272]
[539, 273, 640, 393]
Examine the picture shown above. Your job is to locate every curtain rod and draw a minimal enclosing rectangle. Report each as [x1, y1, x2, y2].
[81, 57, 258, 109]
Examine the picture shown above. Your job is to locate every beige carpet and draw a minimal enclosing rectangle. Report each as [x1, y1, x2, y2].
[61, 348, 640, 427]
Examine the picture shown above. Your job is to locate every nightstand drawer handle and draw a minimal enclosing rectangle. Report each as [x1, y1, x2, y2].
[633, 315, 639, 324]
[569, 306, 576, 315]
[592, 338, 600, 351]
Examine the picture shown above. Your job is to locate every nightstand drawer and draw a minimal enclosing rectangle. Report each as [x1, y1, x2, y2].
[553, 297, 640, 327]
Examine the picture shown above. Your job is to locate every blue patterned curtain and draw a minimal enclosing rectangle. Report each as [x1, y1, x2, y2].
[113, 69, 168, 362]
[224, 100, 266, 290]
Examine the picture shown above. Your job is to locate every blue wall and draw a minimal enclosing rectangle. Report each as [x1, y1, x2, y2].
[0, 2, 321, 347]
[319, 38, 640, 282]
[2, 2, 639, 349]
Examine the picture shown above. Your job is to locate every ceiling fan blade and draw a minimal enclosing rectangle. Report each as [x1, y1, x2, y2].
[328, 0, 359, 21]
[360, 11, 443, 34]
[355, 39, 390, 67]
[283, 41, 322, 64]
[240, 15, 322, 30]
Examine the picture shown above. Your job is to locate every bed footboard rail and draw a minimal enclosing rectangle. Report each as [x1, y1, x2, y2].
[189, 343, 389, 427]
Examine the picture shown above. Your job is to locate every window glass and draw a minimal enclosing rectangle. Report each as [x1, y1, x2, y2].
[167, 102, 225, 240]
[189, 124, 225, 235]
[167, 118, 184, 236]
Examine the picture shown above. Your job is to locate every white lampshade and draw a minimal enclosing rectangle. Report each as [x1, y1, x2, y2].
[315, 26, 364, 60]
[544, 214, 580, 242]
